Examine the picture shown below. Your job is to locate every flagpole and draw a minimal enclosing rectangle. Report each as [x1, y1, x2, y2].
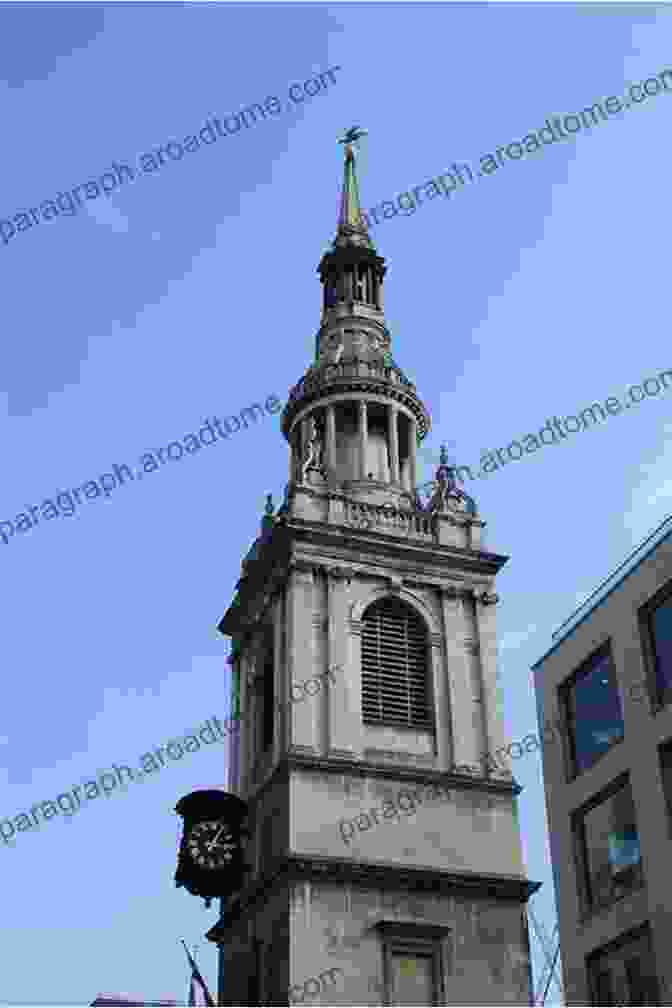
[180, 939, 192, 1007]
[181, 938, 216, 1007]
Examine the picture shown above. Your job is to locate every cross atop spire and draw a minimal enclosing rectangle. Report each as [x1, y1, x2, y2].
[335, 125, 373, 249]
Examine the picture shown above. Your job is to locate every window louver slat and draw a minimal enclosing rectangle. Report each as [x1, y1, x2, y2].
[361, 596, 432, 729]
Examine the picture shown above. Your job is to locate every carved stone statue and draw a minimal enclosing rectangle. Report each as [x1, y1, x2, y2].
[299, 417, 325, 482]
[428, 444, 466, 513]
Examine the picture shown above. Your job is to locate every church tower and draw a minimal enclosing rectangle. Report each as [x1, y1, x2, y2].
[208, 132, 539, 1006]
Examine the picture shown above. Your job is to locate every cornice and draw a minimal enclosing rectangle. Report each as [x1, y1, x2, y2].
[234, 753, 520, 814]
[286, 523, 508, 578]
[206, 855, 541, 940]
[221, 519, 506, 637]
[285, 855, 541, 902]
[284, 751, 521, 794]
[281, 367, 431, 440]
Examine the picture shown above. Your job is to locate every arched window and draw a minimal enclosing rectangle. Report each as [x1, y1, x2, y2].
[361, 597, 432, 729]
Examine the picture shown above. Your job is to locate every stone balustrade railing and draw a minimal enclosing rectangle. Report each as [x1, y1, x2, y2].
[343, 500, 435, 539]
[287, 359, 415, 403]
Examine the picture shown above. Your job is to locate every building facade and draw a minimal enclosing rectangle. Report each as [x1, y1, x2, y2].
[533, 514, 672, 1005]
[208, 136, 538, 1006]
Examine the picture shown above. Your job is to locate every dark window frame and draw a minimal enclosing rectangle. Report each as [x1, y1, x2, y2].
[639, 578, 672, 712]
[572, 773, 644, 920]
[586, 923, 660, 1006]
[560, 641, 624, 779]
[373, 922, 450, 1006]
[657, 738, 672, 832]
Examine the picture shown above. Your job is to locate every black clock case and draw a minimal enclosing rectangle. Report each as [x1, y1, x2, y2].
[175, 790, 249, 906]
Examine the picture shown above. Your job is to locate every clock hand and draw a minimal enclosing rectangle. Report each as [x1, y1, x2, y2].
[205, 833, 234, 853]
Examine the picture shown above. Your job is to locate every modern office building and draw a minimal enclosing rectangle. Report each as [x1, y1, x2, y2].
[533, 513, 672, 1005]
[206, 134, 539, 1005]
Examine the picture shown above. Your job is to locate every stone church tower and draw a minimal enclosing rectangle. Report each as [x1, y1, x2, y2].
[208, 134, 538, 1005]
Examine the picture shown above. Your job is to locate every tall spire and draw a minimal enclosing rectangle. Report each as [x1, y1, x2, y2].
[335, 126, 373, 250]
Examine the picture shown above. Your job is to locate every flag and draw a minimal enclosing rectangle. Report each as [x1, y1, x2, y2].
[181, 941, 215, 1007]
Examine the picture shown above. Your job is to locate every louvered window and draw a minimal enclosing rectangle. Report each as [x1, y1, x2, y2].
[361, 597, 432, 729]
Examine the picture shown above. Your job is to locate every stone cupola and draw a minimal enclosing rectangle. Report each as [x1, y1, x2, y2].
[280, 128, 431, 509]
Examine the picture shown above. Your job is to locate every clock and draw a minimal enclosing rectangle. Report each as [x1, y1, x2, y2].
[186, 819, 237, 870]
[174, 790, 249, 907]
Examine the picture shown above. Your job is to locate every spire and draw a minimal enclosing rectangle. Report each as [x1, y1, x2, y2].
[335, 126, 374, 250]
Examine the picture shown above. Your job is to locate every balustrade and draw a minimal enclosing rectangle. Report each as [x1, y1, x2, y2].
[342, 500, 434, 539]
[287, 359, 414, 403]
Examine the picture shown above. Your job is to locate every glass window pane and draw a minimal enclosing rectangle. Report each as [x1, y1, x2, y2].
[651, 596, 672, 701]
[391, 953, 434, 1006]
[569, 649, 623, 773]
[582, 784, 641, 910]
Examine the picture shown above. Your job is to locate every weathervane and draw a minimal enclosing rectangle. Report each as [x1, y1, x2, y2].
[338, 125, 368, 149]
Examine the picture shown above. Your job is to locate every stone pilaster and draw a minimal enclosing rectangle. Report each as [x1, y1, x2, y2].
[473, 590, 509, 775]
[287, 564, 318, 755]
[238, 649, 253, 796]
[272, 594, 284, 764]
[429, 628, 448, 770]
[327, 566, 361, 759]
[441, 589, 481, 771]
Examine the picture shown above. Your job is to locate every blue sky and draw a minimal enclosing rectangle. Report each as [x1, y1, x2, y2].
[1, 2, 670, 1003]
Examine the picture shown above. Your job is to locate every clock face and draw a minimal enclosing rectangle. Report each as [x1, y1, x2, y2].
[187, 819, 237, 870]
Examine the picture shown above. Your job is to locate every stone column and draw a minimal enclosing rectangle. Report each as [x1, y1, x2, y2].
[408, 418, 418, 491]
[286, 564, 318, 755]
[288, 428, 297, 483]
[358, 400, 368, 480]
[326, 404, 337, 479]
[344, 268, 353, 302]
[327, 567, 361, 758]
[387, 404, 400, 484]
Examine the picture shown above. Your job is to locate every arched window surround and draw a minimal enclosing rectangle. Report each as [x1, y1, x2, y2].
[354, 589, 438, 731]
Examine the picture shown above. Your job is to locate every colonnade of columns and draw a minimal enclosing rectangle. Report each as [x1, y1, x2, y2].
[323, 266, 383, 311]
[294, 400, 418, 491]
